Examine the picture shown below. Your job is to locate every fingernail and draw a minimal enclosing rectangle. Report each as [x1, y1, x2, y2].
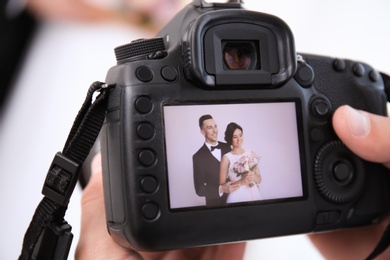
[346, 106, 370, 137]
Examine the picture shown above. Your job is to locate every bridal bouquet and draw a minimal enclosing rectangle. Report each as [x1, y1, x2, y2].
[232, 152, 260, 187]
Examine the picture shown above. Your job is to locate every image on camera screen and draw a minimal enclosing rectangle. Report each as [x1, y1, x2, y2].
[163, 101, 305, 209]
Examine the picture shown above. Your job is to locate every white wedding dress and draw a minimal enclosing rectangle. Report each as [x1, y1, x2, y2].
[225, 152, 262, 203]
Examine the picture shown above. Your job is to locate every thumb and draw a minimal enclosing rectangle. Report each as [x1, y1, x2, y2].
[332, 105, 390, 168]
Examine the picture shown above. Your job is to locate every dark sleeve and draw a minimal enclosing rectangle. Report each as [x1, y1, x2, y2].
[193, 153, 206, 196]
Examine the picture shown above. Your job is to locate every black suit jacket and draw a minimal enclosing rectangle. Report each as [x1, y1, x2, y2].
[193, 142, 231, 206]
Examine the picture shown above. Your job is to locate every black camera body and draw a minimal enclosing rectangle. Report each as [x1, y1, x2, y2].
[101, 0, 389, 251]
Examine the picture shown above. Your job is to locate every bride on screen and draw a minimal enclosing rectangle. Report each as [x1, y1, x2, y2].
[220, 122, 262, 203]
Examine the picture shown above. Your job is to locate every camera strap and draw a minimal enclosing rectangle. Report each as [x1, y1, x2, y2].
[18, 76, 390, 259]
[19, 81, 114, 260]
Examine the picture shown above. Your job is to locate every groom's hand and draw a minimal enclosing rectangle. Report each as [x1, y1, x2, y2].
[220, 181, 239, 193]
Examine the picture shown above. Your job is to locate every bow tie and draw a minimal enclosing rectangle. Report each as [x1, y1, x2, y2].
[210, 144, 221, 151]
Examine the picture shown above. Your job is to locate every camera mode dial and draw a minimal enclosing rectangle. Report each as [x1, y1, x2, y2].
[314, 141, 365, 204]
[114, 38, 166, 64]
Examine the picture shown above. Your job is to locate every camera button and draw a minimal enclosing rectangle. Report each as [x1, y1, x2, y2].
[161, 66, 178, 82]
[310, 128, 324, 142]
[333, 160, 353, 185]
[137, 123, 155, 140]
[333, 59, 346, 72]
[294, 64, 314, 87]
[142, 202, 160, 220]
[316, 211, 341, 225]
[139, 149, 156, 166]
[136, 66, 154, 82]
[369, 70, 381, 82]
[135, 96, 153, 114]
[141, 176, 158, 193]
[353, 63, 365, 77]
[311, 98, 330, 118]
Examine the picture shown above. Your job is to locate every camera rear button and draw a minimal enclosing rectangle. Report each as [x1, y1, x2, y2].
[316, 211, 341, 225]
[333, 160, 353, 185]
[353, 63, 365, 77]
[137, 123, 155, 140]
[311, 99, 330, 118]
[369, 70, 381, 82]
[333, 59, 346, 72]
[139, 149, 156, 166]
[142, 202, 160, 220]
[135, 96, 153, 114]
[141, 176, 158, 193]
[295, 64, 315, 87]
[161, 66, 178, 82]
[310, 128, 323, 142]
[136, 66, 154, 82]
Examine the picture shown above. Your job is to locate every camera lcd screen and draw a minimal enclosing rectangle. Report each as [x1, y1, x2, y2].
[163, 101, 305, 209]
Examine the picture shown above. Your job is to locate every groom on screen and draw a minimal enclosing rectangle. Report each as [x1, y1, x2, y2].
[192, 114, 238, 206]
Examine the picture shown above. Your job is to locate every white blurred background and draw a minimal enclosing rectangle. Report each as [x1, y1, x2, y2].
[0, 0, 389, 259]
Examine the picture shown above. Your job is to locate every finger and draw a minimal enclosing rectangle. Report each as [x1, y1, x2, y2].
[232, 184, 240, 192]
[333, 105, 390, 168]
[27, 0, 114, 21]
[231, 185, 240, 192]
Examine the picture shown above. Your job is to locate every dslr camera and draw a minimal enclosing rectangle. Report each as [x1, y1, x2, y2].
[101, 0, 390, 251]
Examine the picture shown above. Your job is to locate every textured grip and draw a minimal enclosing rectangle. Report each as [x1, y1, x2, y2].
[301, 53, 387, 116]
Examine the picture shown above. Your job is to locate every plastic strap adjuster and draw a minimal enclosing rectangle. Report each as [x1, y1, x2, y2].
[33, 221, 73, 260]
[42, 152, 80, 207]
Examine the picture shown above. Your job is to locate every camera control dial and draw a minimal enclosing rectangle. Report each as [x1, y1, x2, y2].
[114, 38, 166, 64]
[314, 140, 365, 204]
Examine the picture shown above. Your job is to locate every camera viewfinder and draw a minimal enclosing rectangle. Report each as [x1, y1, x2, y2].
[222, 41, 260, 70]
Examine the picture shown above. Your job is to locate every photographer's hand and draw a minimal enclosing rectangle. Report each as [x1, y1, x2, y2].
[75, 154, 246, 259]
[309, 105, 390, 259]
[25, 0, 183, 34]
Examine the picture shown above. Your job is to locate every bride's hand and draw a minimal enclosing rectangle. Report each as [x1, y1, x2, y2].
[237, 172, 253, 186]
[245, 172, 255, 184]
